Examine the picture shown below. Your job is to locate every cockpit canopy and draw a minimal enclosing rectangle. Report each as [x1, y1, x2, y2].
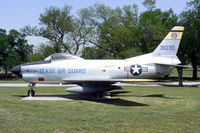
[44, 53, 84, 61]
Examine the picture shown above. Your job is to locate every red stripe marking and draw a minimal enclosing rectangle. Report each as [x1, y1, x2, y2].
[124, 66, 130, 71]
[102, 69, 106, 72]
[142, 67, 148, 72]
[38, 77, 44, 81]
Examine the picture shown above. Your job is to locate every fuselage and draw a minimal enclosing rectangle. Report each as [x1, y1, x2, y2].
[21, 58, 171, 84]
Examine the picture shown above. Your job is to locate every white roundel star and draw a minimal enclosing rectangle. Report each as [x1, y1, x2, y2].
[130, 64, 142, 76]
[131, 65, 140, 74]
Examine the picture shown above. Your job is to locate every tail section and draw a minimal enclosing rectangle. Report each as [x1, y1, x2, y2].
[127, 26, 184, 65]
[152, 26, 184, 56]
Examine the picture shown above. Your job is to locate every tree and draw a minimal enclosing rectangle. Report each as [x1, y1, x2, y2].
[64, 17, 93, 55]
[138, 8, 178, 54]
[28, 44, 56, 61]
[142, 0, 156, 11]
[22, 5, 74, 53]
[8, 30, 33, 62]
[0, 29, 9, 76]
[0, 29, 33, 78]
[81, 47, 100, 59]
[179, 0, 200, 79]
[78, 3, 140, 59]
[79, 2, 179, 59]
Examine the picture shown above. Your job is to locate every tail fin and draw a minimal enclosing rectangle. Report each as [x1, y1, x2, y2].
[152, 26, 184, 56]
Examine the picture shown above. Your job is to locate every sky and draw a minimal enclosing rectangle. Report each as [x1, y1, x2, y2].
[0, 0, 191, 46]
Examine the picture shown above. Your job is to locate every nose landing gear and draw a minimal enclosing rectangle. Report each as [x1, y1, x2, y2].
[28, 83, 36, 97]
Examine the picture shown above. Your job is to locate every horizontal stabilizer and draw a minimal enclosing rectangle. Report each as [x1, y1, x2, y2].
[154, 63, 191, 68]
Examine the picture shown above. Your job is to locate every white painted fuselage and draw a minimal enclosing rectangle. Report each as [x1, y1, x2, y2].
[21, 53, 172, 84]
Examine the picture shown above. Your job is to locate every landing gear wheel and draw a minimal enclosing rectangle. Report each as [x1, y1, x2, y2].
[28, 89, 35, 97]
[28, 83, 36, 97]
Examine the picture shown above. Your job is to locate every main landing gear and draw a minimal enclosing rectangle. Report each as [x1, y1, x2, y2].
[28, 83, 36, 97]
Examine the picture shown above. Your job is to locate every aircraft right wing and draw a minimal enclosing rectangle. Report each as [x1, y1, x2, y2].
[62, 78, 159, 85]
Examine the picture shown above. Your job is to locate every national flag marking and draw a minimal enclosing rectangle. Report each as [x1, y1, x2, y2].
[141, 67, 148, 72]
[124, 66, 130, 71]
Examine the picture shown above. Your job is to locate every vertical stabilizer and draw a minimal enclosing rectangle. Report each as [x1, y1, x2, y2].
[152, 26, 184, 56]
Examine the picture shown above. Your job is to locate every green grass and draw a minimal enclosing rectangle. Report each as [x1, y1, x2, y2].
[0, 86, 200, 133]
[0, 78, 26, 83]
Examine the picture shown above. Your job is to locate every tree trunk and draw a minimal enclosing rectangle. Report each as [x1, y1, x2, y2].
[177, 67, 183, 87]
[191, 53, 198, 80]
[192, 64, 198, 80]
[5, 67, 8, 79]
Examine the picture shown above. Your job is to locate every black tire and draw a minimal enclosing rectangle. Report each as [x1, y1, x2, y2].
[27, 89, 35, 96]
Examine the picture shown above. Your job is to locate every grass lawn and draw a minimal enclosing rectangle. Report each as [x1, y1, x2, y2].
[0, 78, 26, 83]
[0, 86, 200, 133]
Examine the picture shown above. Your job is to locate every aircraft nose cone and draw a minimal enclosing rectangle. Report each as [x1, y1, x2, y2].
[11, 65, 21, 75]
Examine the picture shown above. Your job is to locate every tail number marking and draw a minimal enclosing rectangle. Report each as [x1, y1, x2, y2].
[160, 45, 175, 50]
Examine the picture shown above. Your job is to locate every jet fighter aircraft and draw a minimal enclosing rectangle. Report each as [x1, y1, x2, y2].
[11, 26, 184, 98]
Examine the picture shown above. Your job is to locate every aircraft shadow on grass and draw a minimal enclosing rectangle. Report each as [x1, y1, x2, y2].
[13, 90, 179, 106]
[14, 89, 179, 106]
[13, 92, 149, 107]
[110, 91, 180, 99]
